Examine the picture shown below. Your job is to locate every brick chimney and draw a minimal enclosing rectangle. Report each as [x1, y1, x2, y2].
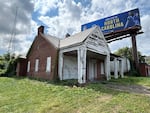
[38, 25, 44, 35]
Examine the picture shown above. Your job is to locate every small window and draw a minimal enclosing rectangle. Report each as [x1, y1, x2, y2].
[46, 57, 51, 72]
[35, 59, 39, 72]
[27, 61, 30, 72]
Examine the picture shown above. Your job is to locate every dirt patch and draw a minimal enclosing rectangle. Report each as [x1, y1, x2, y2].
[96, 95, 112, 102]
[104, 82, 150, 96]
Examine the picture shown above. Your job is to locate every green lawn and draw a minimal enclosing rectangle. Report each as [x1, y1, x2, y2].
[0, 76, 150, 113]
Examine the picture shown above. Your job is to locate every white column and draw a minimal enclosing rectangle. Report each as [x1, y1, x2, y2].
[78, 46, 87, 84]
[59, 52, 63, 80]
[119, 59, 124, 78]
[105, 54, 110, 80]
[114, 58, 118, 79]
[148, 67, 150, 76]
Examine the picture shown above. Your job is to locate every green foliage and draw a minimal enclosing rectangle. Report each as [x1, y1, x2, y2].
[0, 53, 19, 76]
[5, 57, 18, 76]
[114, 47, 144, 62]
[114, 47, 132, 60]
[114, 47, 145, 76]
[110, 76, 150, 85]
[60, 79, 78, 86]
[0, 56, 6, 75]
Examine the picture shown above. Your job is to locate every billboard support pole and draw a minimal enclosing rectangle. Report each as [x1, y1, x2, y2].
[131, 33, 139, 71]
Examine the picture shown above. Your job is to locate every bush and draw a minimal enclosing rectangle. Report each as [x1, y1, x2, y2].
[4, 58, 18, 77]
[129, 69, 140, 77]
[0, 69, 6, 76]
[60, 79, 78, 86]
[0, 53, 19, 77]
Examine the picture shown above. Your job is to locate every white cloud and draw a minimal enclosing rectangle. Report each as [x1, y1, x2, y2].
[0, 0, 150, 56]
[33, 0, 59, 15]
[108, 38, 132, 53]
[136, 15, 150, 56]
[0, 0, 34, 55]
[38, 0, 83, 38]
[37, 0, 150, 56]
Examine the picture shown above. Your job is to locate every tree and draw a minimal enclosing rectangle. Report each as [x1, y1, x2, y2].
[0, 56, 6, 75]
[0, 53, 19, 76]
[114, 47, 145, 76]
[114, 47, 145, 62]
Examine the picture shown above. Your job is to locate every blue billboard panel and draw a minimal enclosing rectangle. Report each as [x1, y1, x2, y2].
[81, 8, 140, 35]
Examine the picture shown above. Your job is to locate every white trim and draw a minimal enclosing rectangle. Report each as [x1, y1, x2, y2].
[35, 59, 39, 72]
[27, 61, 30, 72]
[87, 47, 107, 55]
[59, 52, 63, 80]
[78, 46, 87, 84]
[114, 58, 118, 79]
[105, 55, 111, 80]
[120, 59, 124, 78]
[46, 57, 51, 72]
[60, 45, 81, 53]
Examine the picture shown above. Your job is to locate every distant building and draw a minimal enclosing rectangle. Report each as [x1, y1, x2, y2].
[145, 56, 150, 65]
[139, 63, 150, 77]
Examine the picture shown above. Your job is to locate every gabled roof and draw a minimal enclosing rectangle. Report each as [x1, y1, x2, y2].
[59, 26, 96, 48]
[41, 33, 60, 48]
[27, 26, 107, 57]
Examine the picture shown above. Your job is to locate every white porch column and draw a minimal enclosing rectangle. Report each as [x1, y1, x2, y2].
[78, 46, 87, 84]
[59, 52, 63, 80]
[114, 58, 118, 79]
[105, 54, 111, 80]
[148, 67, 150, 76]
[119, 59, 124, 78]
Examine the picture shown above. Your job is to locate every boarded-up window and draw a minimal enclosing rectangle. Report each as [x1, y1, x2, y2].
[35, 59, 39, 72]
[27, 61, 30, 72]
[101, 62, 104, 74]
[46, 57, 51, 72]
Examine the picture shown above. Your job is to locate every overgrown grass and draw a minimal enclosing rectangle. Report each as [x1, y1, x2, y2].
[110, 76, 150, 87]
[0, 76, 150, 113]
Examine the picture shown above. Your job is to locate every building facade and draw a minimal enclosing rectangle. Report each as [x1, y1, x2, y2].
[17, 26, 127, 84]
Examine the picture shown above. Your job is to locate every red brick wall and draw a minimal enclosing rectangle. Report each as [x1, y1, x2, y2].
[139, 63, 150, 77]
[27, 35, 58, 80]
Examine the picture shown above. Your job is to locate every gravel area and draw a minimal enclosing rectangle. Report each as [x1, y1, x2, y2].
[105, 82, 150, 96]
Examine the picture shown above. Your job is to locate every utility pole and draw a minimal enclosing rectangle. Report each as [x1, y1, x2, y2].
[131, 33, 139, 71]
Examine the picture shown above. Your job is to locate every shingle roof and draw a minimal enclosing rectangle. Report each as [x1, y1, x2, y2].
[59, 27, 96, 48]
[39, 26, 100, 49]
[41, 33, 60, 48]
[27, 26, 107, 57]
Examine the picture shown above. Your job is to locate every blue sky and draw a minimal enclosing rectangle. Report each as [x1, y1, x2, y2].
[0, 0, 150, 56]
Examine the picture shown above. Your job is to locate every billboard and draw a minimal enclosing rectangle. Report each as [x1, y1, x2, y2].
[81, 8, 141, 35]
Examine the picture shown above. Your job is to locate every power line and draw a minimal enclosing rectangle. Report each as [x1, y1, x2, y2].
[8, 7, 18, 54]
